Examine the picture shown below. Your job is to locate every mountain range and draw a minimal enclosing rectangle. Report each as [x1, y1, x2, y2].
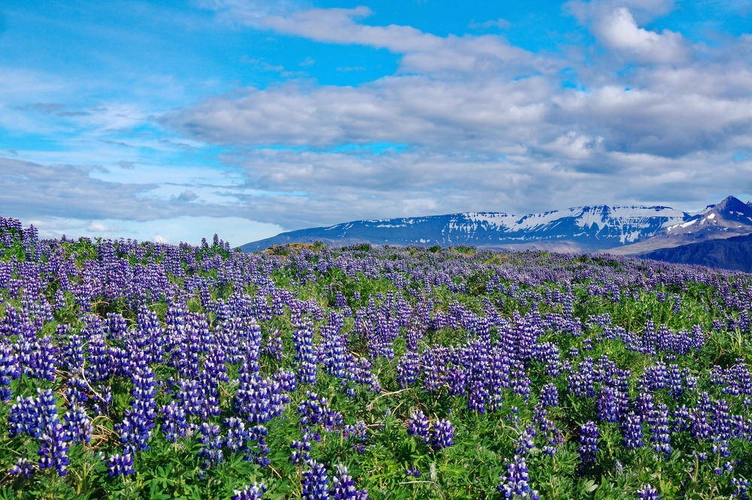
[241, 196, 752, 269]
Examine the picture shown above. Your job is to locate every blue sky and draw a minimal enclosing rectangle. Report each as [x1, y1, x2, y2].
[0, 0, 750, 245]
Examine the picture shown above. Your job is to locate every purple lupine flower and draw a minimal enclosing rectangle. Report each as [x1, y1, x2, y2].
[302, 461, 329, 500]
[263, 329, 284, 361]
[323, 409, 344, 432]
[396, 351, 420, 388]
[597, 387, 621, 423]
[8, 395, 40, 437]
[37, 422, 70, 476]
[320, 324, 349, 379]
[117, 367, 156, 453]
[538, 383, 558, 408]
[271, 369, 297, 394]
[232, 483, 266, 500]
[63, 406, 92, 443]
[235, 371, 290, 424]
[18, 336, 57, 381]
[344, 421, 368, 441]
[532, 405, 563, 455]
[197, 422, 224, 469]
[0, 343, 20, 401]
[636, 485, 660, 500]
[569, 358, 596, 398]
[667, 364, 684, 398]
[578, 421, 599, 469]
[160, 401, 188, 442]
[86, 334, 112, 383]
[290, 431, 313, 465]
[9, 457, 35, 478]
[515, 425, 537, 456]
[406, 410, 430, 444]
[622, 412, 644, 450]
[648, 403, 671, 457]
[711, 438, 730, 458]
[249, 425, 271, 467]
[293, 322, 318, 385]
[330, 465, 369, 500]
[405, 466, 421, 477]
[732, 477, 750, 499]
[497, 455, 539, 499]
[172, 378, 205, 418]
[107, 453, 135, 476]
[61, 333, 85, 373]
[432, 419, 454, 449]
[9, 388, 59, 438]
[712, 398, 732, 441]
[224, 417, 250, 454]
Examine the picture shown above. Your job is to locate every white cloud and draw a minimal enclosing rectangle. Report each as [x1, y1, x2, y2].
[211, 5, 542, 75]
[592, 7, 691, 63]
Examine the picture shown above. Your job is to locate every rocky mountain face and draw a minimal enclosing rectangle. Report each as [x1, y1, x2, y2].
[241, 197, 752, 272]
[641, 233, 752, 272]
[610, 196, 752, 255]
[241, 204, 693, 253]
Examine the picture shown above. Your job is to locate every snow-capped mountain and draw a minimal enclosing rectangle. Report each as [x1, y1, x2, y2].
[241, 203, 696, 253]
[613, 196, 752, 255]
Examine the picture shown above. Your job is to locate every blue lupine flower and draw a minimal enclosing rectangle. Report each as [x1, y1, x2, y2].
[432, 419, 454, 449]
[232, 483, 266, 500]
[648, 403, 671, 457]
[224, 417, 250, 454]
[9, 458, 35, 478]
[636, 484, 660, 500]
[302, 461, 329, 500]
[63, 405, 92, 443]
[197, 422, 224, 469]
[497, 455, 539, 499]
[160, 401, 188, 442]
[107, 453, 135, 476]
[406, 410, 430, 444]
[298, 391, 329, 428]
[0, 343, 20, 401]
[539, 383, 559, 408]
[331, 465, 369, 500]
[515, 425, 537, 456]
[596, 387, 617, 422]
[37, 422, 70, 476]
[578, 421, 599, 469]
[732, 477, 750, 500]
[622, 412, 644, 450]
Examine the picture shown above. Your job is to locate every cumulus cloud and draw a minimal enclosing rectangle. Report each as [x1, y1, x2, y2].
[210, 146, 751, 230]
[567, 0, 692, 63]
[592, 7, 691, 63]
[162, 75, 557, 151]
[164, 65, 752, 159]
[157, 3, 752, 229]
[5, 1, 752, 240]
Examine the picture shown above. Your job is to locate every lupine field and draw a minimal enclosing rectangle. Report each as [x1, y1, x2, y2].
[1, 216, 752, 499]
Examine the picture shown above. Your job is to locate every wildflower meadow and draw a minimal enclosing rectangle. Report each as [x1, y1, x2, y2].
[0, 215, 751, 499]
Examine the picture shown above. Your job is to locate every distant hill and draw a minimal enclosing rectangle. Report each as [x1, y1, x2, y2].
[640, 233, 752, 272]
[610, 196, 752, 255]
[241, 204, 692, 253]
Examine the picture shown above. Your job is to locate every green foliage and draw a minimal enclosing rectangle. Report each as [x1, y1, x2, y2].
[2, 234, 752, 499]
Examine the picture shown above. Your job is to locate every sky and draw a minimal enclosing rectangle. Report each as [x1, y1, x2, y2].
[1, 0, 751, 246]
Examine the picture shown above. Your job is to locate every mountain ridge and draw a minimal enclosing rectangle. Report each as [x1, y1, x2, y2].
[241, 196, 752, 257]
[241, 203, 694, 253]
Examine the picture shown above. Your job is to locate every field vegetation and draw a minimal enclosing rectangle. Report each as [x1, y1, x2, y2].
[0, 216, 750, 499]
